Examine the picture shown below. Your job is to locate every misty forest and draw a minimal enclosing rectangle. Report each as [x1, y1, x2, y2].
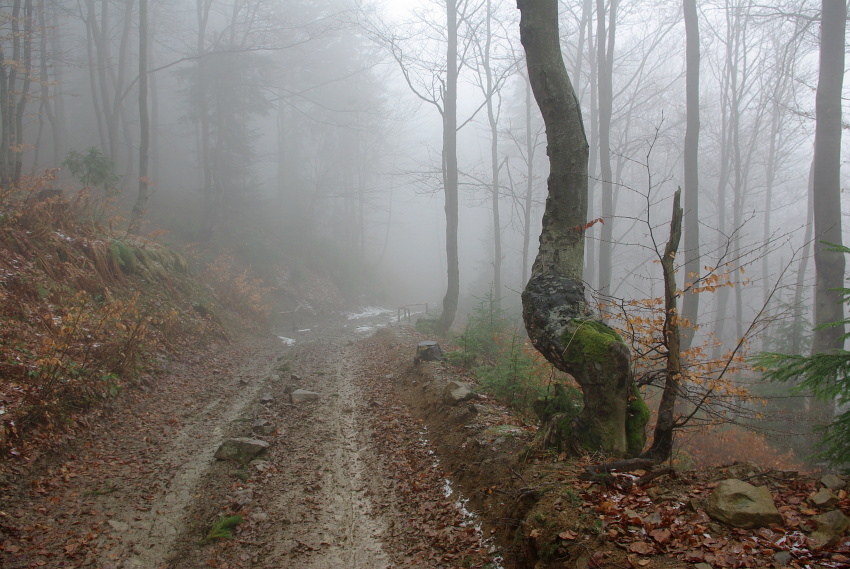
[1, 0, 849, 568]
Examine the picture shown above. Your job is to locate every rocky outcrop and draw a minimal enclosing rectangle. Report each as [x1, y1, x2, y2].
[705, 479, 783, 529]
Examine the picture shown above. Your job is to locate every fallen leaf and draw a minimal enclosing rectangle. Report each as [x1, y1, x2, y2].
[650, 527, 671, 543]
[559, 530, 577, 540]
[629, 541, 656, 555]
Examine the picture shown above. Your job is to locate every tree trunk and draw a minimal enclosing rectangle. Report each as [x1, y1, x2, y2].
[596, 0, 617, 300]
[485, 0, 501, 311]
[130, 0, 149, 234]
[808, 0, 846, 436]
[435, 0, 460, 335]
[811, 0, 846, 355]
[521, 72, 535, 284]
[518, 0, 636, 456]
[792, 167, 814, 356]
[13, 0, 33, 184]
[680, 0, 700, 351]
[643, 189, 683, 462]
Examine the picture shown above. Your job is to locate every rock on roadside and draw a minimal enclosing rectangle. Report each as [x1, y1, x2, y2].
[215, 437, 270, 462]
[443, 380, 475, 405]
[705, 479, 783, 529]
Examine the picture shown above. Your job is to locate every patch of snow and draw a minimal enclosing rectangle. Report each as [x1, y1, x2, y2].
[346, 306, 392, 320]
[277, 336, 296, 346]
[355, 325, 374, 333]
[297, 329, 311, 333]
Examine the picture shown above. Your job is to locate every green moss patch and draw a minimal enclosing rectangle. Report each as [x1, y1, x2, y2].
[562, 319, 623, 365]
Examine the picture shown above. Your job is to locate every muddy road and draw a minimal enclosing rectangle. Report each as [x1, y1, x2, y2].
[0, 312, 505, 569]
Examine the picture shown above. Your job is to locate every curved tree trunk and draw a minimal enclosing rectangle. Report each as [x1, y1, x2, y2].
[517, 0, 640, 457]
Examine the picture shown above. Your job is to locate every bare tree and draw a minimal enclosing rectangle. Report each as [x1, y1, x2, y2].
[361, 0, 483, 334]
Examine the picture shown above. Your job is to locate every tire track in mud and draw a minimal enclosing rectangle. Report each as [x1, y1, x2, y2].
[259, 340, 392, 568]
[94, 340, 284, 569]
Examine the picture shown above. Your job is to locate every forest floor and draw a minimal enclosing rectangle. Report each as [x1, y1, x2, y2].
[1, 311, 850, 569]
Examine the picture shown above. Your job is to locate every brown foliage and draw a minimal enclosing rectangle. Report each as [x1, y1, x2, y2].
[0, 174, 220, 458]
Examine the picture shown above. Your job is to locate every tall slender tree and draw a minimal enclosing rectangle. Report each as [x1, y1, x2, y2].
[810, 0, 846, 353]
[680, 0, 700, 351]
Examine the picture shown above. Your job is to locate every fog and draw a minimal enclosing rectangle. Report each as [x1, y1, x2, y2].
[1, 0, 847, 353]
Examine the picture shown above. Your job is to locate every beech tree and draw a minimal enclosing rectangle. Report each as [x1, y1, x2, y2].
[518, 0, 645, 457]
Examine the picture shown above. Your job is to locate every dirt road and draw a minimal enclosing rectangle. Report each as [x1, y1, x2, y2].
[0, 312, 500, 569]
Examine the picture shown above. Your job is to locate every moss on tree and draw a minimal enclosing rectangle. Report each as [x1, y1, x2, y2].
[625, 386, 650, 457]
[562, 319, 624, 365]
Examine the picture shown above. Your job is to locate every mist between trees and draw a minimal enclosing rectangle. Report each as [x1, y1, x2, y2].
[0, 0, 846, 465]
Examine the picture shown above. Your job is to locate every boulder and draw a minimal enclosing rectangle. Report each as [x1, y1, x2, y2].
[215, 437, 269, 462]
[443, 380, 475, 405]
[290, 389, 319, 404]
[414, 341, 443, 364]
[809, 509, 849, 548]
[705, 479, 783, 529]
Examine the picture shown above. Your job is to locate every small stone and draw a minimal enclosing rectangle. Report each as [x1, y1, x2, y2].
[385, 373, 394, 379]
[250, 511, 269, 523]
[290, 373, 302, 382]
[260, 393, 274, 404]
[238, 378, 249, 386]
[252, 418, 275, 436]
[215, 438, 269, 462]
[290, 389, 319, 403]
[820, 473, 846, 491]
[811, 487, 839, 508]
[773, 551, 792, 567]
